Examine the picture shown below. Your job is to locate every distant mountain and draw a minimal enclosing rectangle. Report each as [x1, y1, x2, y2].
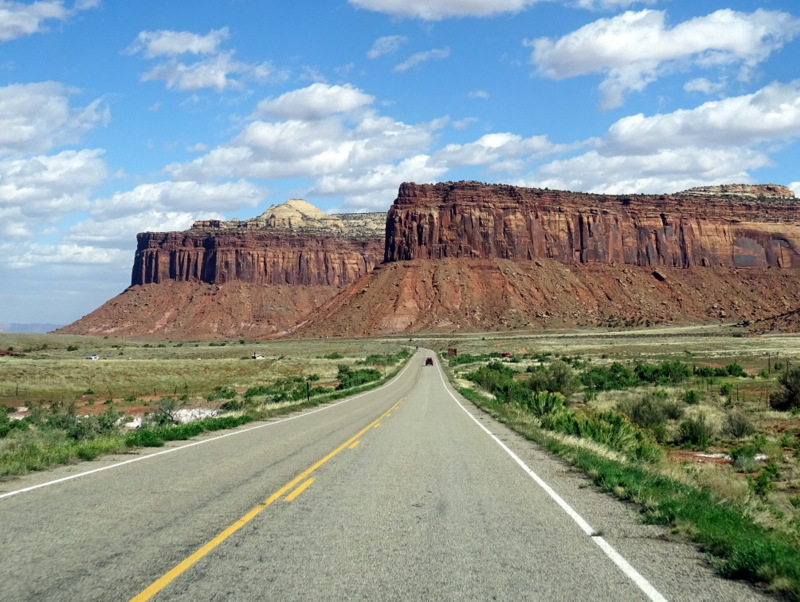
[0, 323, 63, 334]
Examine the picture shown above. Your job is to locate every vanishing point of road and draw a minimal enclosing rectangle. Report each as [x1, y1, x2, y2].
[0, 351, 770, 601]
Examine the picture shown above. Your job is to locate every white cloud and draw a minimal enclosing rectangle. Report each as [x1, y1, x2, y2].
[683, 77, 726, 95]
[0, 148, 106, 216]
[367, 35, 407, 58]
[310, 155, 446, 210]
[394, 47, 450, 72]
[532, 146, 770, 194]
[0, 82, 109, 156]
[90, 180, 264, 220]
[349, 0, 536, 20]
[125, 27, 229, 58]
[129, 28, 272, 92]
[64, 209, 224, 249]
[790, 182, 800, 197]
[166, 84, 444, 186]
[529, 81, 800, 193]
[6, 242, 130, 269]
[571, 0, 657, 9]
[468, 90, 489, 99]
[254, 83, 374, 121]
[434, 132, 569, 171]
[529, 9, 800, 109]
[607, 80, 800, 152]
[0, 0, 98, 42]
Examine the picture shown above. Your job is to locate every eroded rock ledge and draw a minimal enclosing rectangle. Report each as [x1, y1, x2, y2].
[385, 181, 800, 269]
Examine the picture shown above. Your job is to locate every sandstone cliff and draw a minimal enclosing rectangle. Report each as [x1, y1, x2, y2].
[134, 199, 385, 287]
[385, 182, 800, 269]
[60, 182, 800, 339]
[58, 200, 385, 339]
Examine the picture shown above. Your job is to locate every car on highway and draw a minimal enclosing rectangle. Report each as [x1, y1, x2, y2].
[425, 357, 433, 366]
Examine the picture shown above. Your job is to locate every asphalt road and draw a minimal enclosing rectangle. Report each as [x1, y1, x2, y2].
[0, 351, 772, 601]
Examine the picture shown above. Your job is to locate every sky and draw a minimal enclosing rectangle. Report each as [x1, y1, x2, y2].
[1, 0, 799, 325]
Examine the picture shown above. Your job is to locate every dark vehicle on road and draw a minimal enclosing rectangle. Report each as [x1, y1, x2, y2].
[425, 357, 433, 366]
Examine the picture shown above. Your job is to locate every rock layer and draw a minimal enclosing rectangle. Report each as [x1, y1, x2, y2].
[385, 182, 800, 269]
[132, 231, 383, 287]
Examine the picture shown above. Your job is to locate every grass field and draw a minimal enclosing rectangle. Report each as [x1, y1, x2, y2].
[0, 333, 410, 410]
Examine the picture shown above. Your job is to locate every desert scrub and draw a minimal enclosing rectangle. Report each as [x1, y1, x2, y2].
[456, 378, 800, 598]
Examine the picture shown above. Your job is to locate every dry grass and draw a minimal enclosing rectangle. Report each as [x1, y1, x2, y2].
[0, 333, 411, 412]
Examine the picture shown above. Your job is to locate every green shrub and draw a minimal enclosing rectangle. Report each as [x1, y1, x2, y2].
[681, 389, 701, 405]
[720, 382, 733, 397]
[581, 362, 638, 391]
[677, 413, 714, 449]
[619, 390, 682, 442]
[731, 445, 759, 472]
[336, 365, 381, 390]
[206, 386, 237, 402]
[725, 411, 754, 439]
[769, 367, 800, 411]
[520, 391, 564, 417]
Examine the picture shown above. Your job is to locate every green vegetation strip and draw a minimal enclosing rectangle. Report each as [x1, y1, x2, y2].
[0, 353, 410, 478]
[457, 385, 800, 599]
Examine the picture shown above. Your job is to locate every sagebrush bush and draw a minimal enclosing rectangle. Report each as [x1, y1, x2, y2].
[725, 411, 754, 439]
[770, 367, 800, 411]
[731, 445, 759, 472]
[678, 413, 714, 449]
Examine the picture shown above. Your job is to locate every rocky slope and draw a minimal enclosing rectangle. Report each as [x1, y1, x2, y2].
[293, 258, 800, 336]
[58, 201, 385, 338]
[297, 181, 800, 337]
[60, 182, 800, 339]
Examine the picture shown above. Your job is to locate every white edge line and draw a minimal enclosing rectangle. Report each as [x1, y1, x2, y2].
[0, 355, 417, 501]
[435, 360, 668, 602]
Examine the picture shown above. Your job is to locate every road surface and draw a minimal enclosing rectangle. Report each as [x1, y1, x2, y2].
[0, 351, 769, 601]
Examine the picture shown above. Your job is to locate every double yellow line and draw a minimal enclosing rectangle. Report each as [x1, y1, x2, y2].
[131, 397, 404, 601]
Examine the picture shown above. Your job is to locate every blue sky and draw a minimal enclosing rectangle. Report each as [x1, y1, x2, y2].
[1, 0, 799, 325]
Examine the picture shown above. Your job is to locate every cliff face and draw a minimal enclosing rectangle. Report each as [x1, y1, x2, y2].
[385, 182, 800, 269]
[132, 199, 385, 288]
[60, 182, 800, 340]
[59, 200, 386, 339]
[132, 231, 383, 287]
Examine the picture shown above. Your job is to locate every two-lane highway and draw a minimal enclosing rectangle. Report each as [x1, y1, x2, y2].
[0, 352, 769, 600]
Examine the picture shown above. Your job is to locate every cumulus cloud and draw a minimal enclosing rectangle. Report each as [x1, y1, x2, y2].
[0, 82, 109, 156]
[349, 0, 536, 20]
[89, 179, 264, 221]
[254, 83, 374, 121]
[790, 182, 800, 197]
[607, 80, 800, 152]
[64, 209, 223, 248]
[310, 155, 447, 210]
[571, 0, 657, 9]
[529, 9, 800, 109]
[367, 35, 407, 58]
[394, 47, 450, 72]
[128, 28, 272, 92]
[683, 77, 726, 95]
[434, 132, 572, 172]
[125, 27, 229, 57]
[166, 83, 444, 187]
[0, 0, 98, 42]
[0, 149, 106, 217]
[529, 81, 800, 193]
[532, 146, 770, 194]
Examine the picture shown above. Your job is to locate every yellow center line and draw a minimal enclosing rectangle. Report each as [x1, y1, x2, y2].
[130, 396, 404, 602]
[348, 440, 360, 449]
[284, 477, 314, 501]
